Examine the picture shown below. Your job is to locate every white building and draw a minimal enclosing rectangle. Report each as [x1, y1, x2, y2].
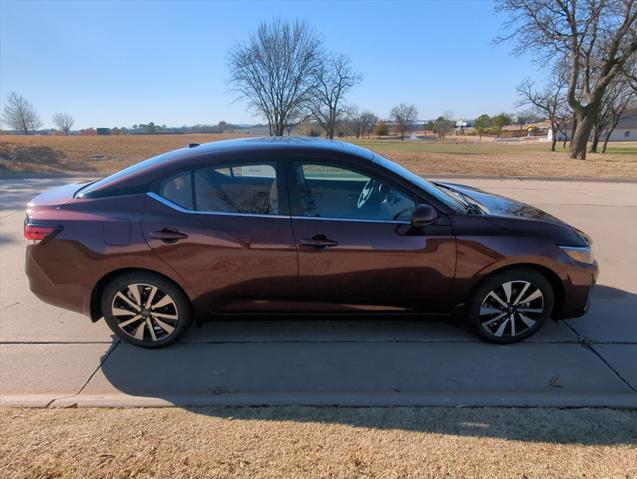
[606, 113, 637, 141]
[548, 110, 637, 142]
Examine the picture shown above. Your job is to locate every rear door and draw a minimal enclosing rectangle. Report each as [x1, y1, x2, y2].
[141, 159, 298, 313]
[286, 160, 456, 313]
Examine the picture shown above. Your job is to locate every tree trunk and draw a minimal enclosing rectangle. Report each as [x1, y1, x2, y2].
[273, 121, 285, 136]
[601, 131, 611, 153]
[550, 130, 557, 152]
[549, 123, 557, 152]
[569, 112, 596, 160]
[589, 132, 600, 153]
[569, 114, 577, 147]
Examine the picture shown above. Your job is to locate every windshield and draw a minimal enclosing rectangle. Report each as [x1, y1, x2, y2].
[372, 154, 465, 212]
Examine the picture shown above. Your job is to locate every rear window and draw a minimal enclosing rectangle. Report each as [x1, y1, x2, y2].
[76, 151, 176, 198]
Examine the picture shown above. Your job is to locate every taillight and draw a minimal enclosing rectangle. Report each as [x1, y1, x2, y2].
[24, 223, 62, 242]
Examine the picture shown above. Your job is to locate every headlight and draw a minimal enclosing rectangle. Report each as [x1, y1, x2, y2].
[559, 245, 595, 264]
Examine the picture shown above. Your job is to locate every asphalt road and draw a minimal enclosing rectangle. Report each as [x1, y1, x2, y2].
[1, 176, 636, 407]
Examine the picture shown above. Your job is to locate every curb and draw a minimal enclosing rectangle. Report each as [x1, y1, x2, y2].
[2, 392, 636, 409]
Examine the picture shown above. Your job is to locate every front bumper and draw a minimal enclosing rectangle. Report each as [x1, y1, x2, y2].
[556, 260, 598, 319]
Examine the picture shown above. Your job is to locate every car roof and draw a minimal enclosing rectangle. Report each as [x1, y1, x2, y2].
[79, 137, 375, 198]
[176, 136, 375, 159]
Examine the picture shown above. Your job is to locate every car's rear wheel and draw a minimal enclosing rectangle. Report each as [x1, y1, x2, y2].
[467, 268, 554, 344]
[101, 272, 192, 348]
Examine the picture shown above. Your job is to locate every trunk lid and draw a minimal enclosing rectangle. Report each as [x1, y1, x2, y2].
[27, 182, 91, 207]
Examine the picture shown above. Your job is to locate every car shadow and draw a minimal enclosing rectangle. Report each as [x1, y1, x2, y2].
[93, 285, 637, 445]
[174, 404, 636, 446]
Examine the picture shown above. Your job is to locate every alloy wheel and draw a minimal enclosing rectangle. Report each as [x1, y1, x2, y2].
[478, 280, 544, 338]
[110, 282, 179, 342]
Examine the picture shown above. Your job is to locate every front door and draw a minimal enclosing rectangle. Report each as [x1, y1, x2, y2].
[286, 161, 456, 313]
[141, 160, 298, 313]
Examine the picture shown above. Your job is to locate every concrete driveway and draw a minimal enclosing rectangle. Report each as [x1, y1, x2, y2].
[1, 176, 636, 407]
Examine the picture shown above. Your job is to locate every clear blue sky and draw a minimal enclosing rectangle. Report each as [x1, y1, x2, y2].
[0, 0, 540, 129]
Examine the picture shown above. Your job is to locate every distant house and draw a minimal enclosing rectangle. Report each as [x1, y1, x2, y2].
[548, 109, 637, 142]
[606, 113, 637, 141]
[455, 119, 472, 134]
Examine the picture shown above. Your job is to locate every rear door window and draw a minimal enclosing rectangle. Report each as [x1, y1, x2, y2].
[193, 163, 279, 215]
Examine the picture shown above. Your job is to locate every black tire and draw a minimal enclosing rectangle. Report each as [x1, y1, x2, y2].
[101, 271, 192, 348]
[467, 267, 554, 344]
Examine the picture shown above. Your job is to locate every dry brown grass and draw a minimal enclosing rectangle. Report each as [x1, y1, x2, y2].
[351, 138, 637, 179]
[0, 134, 636, 179]
[1, 406, 635, 479]
[0, 134, 248, 174]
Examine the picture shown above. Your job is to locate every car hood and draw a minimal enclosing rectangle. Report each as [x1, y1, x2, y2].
[435, 181, 592, 246]
[435, 182, 565, 223]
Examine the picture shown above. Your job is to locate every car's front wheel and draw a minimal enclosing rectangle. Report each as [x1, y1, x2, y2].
[467, 268, 554, 344]
[101, 271, 192, 348]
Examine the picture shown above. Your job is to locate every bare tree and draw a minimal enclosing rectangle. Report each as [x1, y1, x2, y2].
[390, 103, 418, 140]
[591, 56, 637, 151]
[496, 0, 637, 159]
[309, 54, 361, 139]
[359, 111, 378, 138]
[342, 106, 361, 137]
[342, 106, 376, 138]
[517, 77, 570, 151]
[1, 91, 42, 134]
[52, 112, 75, 135]
[228, 19, 323, 136]
[593, 76, 636, 153]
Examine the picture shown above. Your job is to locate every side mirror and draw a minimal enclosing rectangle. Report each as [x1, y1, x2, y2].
[411, 204, 437, 227]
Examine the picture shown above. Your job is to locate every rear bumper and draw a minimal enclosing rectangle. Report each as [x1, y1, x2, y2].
[556, 260, 598, 319]
[25, 246, 91, 316]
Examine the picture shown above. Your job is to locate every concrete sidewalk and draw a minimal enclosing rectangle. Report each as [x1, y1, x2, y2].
[1, 177, 636, 407]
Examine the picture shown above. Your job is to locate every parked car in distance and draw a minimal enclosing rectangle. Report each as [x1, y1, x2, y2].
[25, 137, 598, 347]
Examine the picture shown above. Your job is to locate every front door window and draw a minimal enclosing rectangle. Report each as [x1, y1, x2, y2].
[292, 163, 416, 222]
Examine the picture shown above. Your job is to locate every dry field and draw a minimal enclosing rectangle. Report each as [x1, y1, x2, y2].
[351, 138, 637, 179]
[1, 133, 636, 179]
[1, 407, 636, 479]
[0, 134, 247, 174]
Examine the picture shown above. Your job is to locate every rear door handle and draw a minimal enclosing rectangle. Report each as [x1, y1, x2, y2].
[150, 228, 189, 243]
[299, 236, 338, 249]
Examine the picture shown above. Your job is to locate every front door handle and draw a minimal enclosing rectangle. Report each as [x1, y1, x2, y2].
[299, 235, 338, 249]
[150, 228, 189, 243]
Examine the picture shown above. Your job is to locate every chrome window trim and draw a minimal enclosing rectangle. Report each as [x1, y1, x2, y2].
[291, 215, 410, 225]
[147, 192, 289, 219]
[148, 192, 410, 225]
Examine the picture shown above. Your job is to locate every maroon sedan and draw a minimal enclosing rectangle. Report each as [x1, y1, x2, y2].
[25, 138, 598, 347]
